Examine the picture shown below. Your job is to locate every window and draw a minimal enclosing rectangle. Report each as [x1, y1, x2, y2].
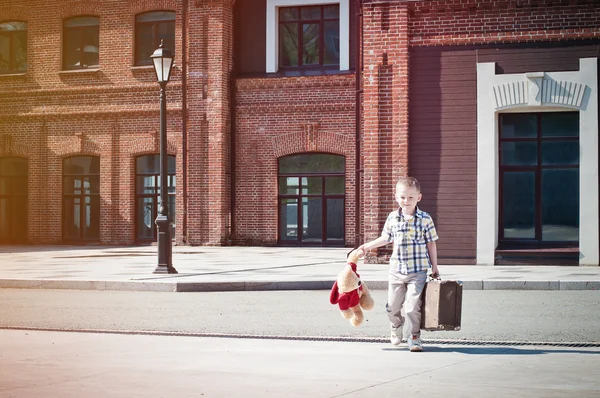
[266, 0, 349, 73]
[135, 11, 175, 66]
[135, 155, 176, 242]
[63, 156, 100, 241]
[0, 21, 27, 74]
[279, 5, 339, 68]
[499, 112, 579, 244]
[278, 153, 345, 244]
[0, 157, 28, 244]
[63, 16, 99, 70]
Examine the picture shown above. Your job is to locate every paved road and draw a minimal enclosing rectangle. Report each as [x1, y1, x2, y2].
[2, 289, 600, 343]
[1, 329, 599, 398]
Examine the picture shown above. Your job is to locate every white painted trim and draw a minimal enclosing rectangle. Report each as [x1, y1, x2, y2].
[266, 0, 349, 73]
[477, 58, 599, 266]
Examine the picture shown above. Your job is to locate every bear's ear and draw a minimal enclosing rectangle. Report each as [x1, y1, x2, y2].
[330, 281, 340, 304]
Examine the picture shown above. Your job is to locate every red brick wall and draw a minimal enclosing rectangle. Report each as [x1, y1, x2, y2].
[405, 0, 600, 46]
[361, 2, 410, 259]
[234, 74, 357, 245]
[1, 0, 188, 245]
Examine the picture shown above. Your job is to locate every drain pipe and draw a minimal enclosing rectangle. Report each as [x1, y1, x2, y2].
[230, 5, 238, 244]
[354, 0, 364, 247]
[181, 0, 189, 244]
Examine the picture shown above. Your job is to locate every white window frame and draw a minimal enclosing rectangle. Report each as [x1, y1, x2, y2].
[476, 58, 599, 266]
[266, 0, 349, 73]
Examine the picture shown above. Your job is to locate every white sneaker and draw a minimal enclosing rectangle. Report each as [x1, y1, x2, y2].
[408, 334, 423, 352]
[390, 325, 402, 346]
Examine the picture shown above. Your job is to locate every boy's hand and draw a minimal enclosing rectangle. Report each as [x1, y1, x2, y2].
[431, 265, 440, 279]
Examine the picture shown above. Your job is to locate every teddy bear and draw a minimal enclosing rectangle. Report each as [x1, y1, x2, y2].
[329, 248, 375, 327]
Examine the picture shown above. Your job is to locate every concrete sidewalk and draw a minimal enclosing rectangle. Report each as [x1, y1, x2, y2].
[0, 245, 599, 292]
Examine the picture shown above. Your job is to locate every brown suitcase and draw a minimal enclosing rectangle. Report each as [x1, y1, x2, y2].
[420, 279, 463, 331]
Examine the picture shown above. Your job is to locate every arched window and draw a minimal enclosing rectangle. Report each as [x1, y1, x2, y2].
[63, 16, 99, 70]
[0, 21, 27, 74]
[0, 157, 28, 244]
[135, 154, 176, 242]
[135, 11, 175, 66]
[63, 156, 100, 241]
[278, 153, 345, 245]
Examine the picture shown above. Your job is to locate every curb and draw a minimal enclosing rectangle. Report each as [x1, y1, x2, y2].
[1, 279, 599, 292]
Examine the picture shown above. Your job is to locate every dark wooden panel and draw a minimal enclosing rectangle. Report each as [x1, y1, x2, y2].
[235, 0, 267, 74]
[409, 46, 478, 262]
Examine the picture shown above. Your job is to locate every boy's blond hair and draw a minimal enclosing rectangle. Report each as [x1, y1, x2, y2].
[395, 176, 421, 193]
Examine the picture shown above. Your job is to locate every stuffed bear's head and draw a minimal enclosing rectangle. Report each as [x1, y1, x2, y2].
[337, 264, 361, 294]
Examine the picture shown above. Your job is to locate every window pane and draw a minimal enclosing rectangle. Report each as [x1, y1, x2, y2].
[302, 197, 322, 241]
[500, 113, 537, 138]
[502, 171, 535, 239]
[13, 177, 28, 195]
[302, 23, 319, 65]
[137, 175, 156, 194]
[0, 33, 9, 73]
[301, 6, 321, 20]
[279, 23, 298, 67]
[280, 7, 299, 21]
[10, 196, 27, 242]
[136, 155, 160, 174]
[541, 141, 579, 165]
[84, 195, 100, 239]
[0, 157, 27, 176]
[157, 21, 175, 53]
[63, 29, 80, 68]
[135, 23, 154, 65]
[279, 198, 298, 241]
[136, 11, 175, 23]
[541, 112, 579, 137]
[82, 26, 99, 66]
[302, 177, 322, 194]
[279, 177, 299, 195]
[64, 156, 100, 174]
[325, 176, 344, 194]
[542, 169, 579, 241]
[168, 175, 176, 194]
[501, 142, 537, 166]
[168, 194, 176, 238]
[324, 5, 339, 18]
[84, 176, 100, 194]
[168, 155, 176, 173]
[65, 17, 99, 28]
[323, 21, 339, 65]
[14, 31, 27, 71]
[0, 22, 27, 31]
[279, 154, 345, 174]
[326, 198, 343, 240]
[64, 197, 81, 239]
[137, 197, 155, 240]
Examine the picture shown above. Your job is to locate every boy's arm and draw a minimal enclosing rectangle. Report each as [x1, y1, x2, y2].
[426, 241, 439, 277]
[358, 236, 389, 254]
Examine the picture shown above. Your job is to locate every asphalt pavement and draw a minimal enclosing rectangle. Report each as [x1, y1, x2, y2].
[0, 245, 599, 292]
[1, 329, 599, 398]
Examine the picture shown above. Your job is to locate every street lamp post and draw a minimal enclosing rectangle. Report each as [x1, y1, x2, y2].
[151, 40, 177, 274]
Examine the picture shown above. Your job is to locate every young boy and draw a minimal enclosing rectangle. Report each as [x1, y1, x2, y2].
[357, 176, 439, 352]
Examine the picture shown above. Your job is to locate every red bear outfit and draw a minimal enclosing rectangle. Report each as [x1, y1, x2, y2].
[329, 262, 363, 310]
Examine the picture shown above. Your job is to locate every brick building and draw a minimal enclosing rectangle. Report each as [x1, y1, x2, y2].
[0, 0, 598, 265]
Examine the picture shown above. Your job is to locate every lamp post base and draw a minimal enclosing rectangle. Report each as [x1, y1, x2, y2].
[153, 265, 178, 274]
[154, 215, 177, 274]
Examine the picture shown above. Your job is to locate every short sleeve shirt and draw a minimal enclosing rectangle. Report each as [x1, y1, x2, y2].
[381, 207, 439, 275]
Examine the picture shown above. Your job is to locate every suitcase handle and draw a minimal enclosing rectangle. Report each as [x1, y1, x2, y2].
[427, 272, 441, 281]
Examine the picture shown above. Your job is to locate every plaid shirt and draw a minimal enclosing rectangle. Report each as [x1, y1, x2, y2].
[382, 207, 439, 275]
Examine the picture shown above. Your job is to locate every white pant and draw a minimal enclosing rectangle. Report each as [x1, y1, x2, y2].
[386, 271, 427, 336]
